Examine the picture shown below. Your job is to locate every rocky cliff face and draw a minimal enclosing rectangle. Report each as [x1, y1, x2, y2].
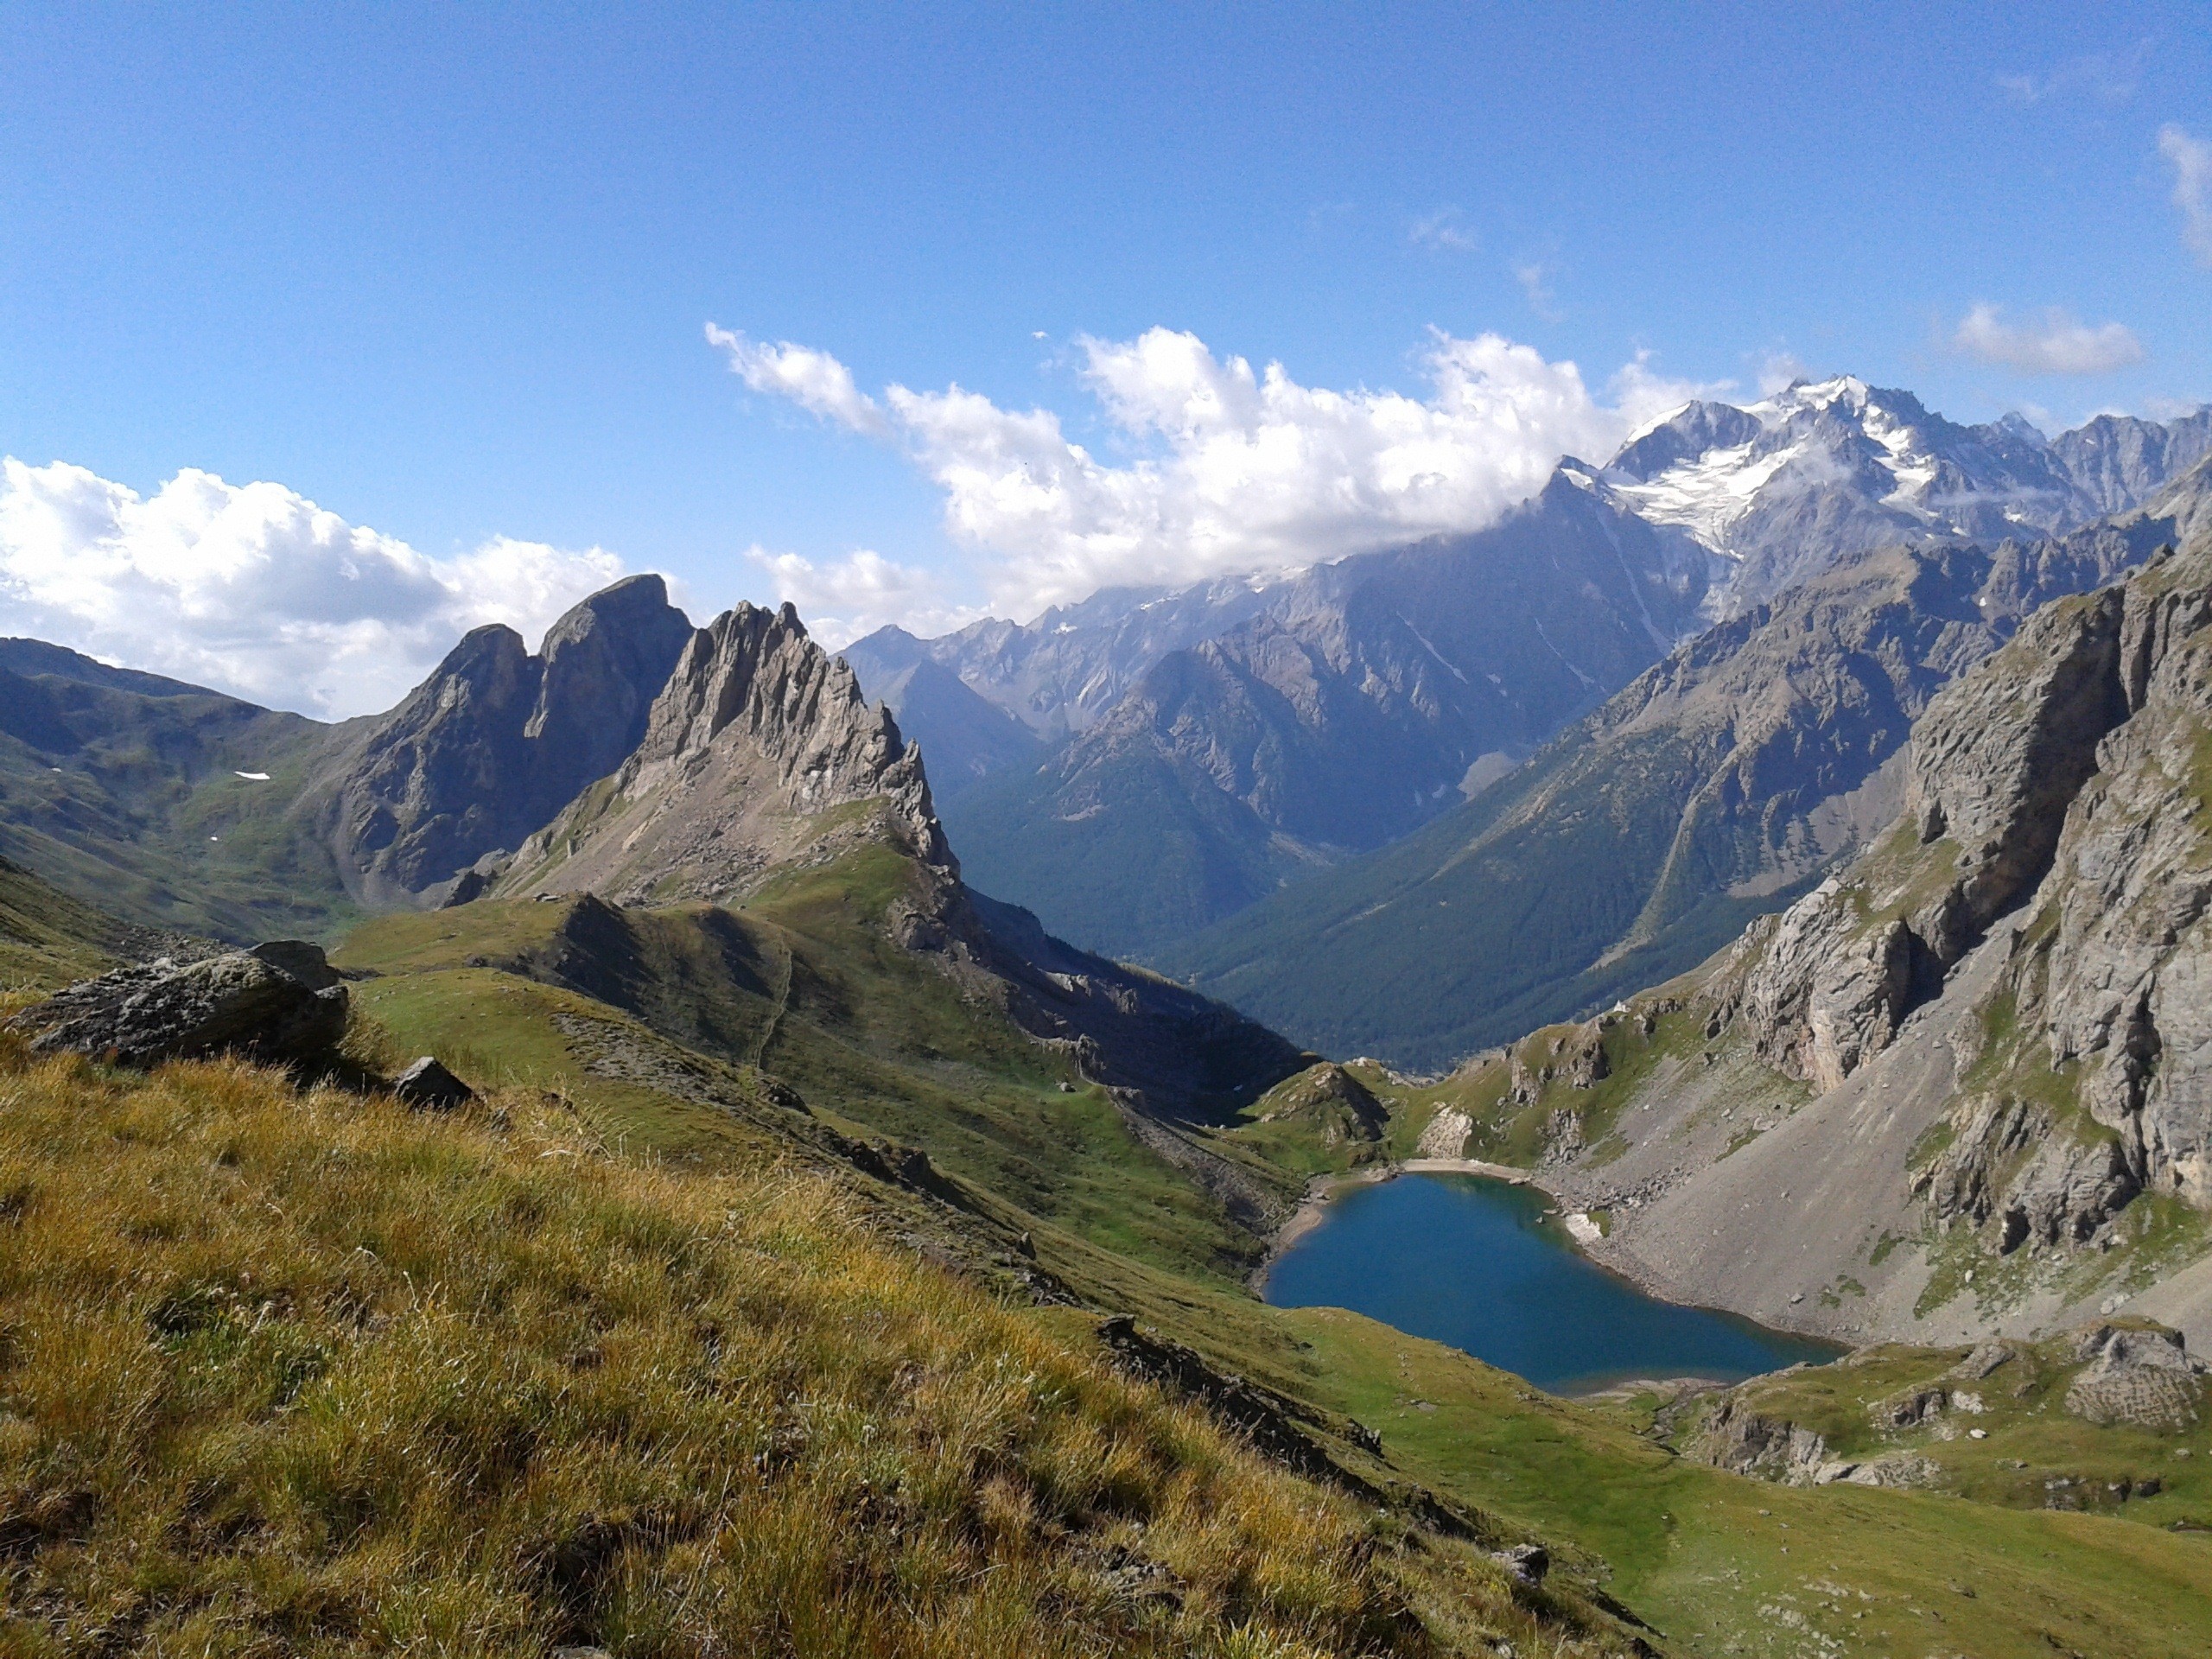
[501, 601, 950, 905]
[314, 575, 693, 905]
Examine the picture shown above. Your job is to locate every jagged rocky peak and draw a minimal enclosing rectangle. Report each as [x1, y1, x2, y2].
[315, 574, 694, 906]
[501, 600, 950, 905]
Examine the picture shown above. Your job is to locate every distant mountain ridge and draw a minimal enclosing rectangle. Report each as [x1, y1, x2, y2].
[930, 465, 1716, 958]
[850, 384, 2212, 964]
[1166, 497, 2190, 1069]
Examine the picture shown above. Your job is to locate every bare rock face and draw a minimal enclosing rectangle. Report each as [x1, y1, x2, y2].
[1903, 586, 2131, 944]
[1723, 536, 2212, 1262]
[502, 602, 951, 906]
[8, 949, 348, 1068]
[1733, 559, 2158, 1094]
[1740, 883, 1917, 1090]
[2006, 550, 2212, 1209]
[315, 575, 694, 905]
[2063, 1323, 2206, 1428]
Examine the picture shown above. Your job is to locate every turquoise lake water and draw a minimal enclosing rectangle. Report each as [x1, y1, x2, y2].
[1262, 1173, 1841, 1394]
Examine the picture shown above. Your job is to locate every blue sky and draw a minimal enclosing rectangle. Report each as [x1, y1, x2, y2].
[3, 3, 2209, 712]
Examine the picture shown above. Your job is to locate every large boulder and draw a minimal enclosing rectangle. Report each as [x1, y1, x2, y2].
[8, 950, 348, 1069]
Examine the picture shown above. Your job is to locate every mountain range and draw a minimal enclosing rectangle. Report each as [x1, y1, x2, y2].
[844, 379, 2212, 1009]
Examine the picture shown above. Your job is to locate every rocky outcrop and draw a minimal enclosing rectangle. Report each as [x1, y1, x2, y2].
[393, 1056, 474, 1110]
[1739, 893, 1918, 1091]
[1735, 563, 2163, 1096]
[2063, 1323, 2207, 1428]
[315, 575, 694, 905]
[8, 946, 348, 1069]
[502, 602, 950, 906]
[1250, 1062, 1388, 1146]
[1678, 1395, 1833, 1484]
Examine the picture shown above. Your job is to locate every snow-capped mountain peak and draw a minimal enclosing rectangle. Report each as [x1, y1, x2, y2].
[1600, 377, 2141, 613]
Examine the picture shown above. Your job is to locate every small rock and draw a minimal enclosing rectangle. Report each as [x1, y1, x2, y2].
[1494, 1543, 1548, 1585]
[393, 1056, 474, 1110]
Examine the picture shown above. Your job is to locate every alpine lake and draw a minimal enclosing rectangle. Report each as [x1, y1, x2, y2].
[1262, 1171, 1842, 1394]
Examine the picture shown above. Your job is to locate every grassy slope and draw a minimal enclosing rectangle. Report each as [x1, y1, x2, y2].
[13, 847, 2211, 1650]
[1650, 1333, 2212, 1526]
[1287, 1312, 2212, 1659]
[0, 1041, 1617, 1659]
[336, 855, 1288, 1290]
[0, 674, 359, 944]
[329, 868, 2212, 1655]
[0, 859, 128, 991]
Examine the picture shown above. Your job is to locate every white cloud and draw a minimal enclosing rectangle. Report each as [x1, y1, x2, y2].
[1948, 303, 2145, 375]
[2161, 124, 2212, 267]
[0, 458, 622, 719]
[1997, 43, 2148, 105]
[704, 323, 888, 434]
[711, 323, 1719, 619]
[744, 546, 984, 651]
[1756, 351, 1813, 397]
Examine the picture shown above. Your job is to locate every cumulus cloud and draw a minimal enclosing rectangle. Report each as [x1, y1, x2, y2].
[703, 324, 888, 434]
[2162, 124, 2212, 266]
[743, 546, 985, 651]
[709, 322, 1715, 618]
[1948, 304, 2145, 375]
[0, 459, 623, 719]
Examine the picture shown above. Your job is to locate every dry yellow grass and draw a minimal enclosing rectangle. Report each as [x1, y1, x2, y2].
[0, 1037, 1616, 1657]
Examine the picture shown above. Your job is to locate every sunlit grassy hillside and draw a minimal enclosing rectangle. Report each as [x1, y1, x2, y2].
[0, 1037, 1629, 1657]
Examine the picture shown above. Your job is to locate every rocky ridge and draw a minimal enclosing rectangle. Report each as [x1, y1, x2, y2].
[312, 575, 694, 906]
[500, 601, 950, 906]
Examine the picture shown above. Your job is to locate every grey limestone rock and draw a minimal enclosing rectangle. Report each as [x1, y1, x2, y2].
[502, 601, 951, 906]
[392, 1055, 474, 1111]
[2064, 1323, 2205, 1428]
[315, 575, 693, 905]
[249, 938, 341, 991]
[9, 951, 348, 1069]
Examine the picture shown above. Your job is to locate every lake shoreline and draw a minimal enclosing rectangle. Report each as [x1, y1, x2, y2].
[1250, 1156, 1557, 1294]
